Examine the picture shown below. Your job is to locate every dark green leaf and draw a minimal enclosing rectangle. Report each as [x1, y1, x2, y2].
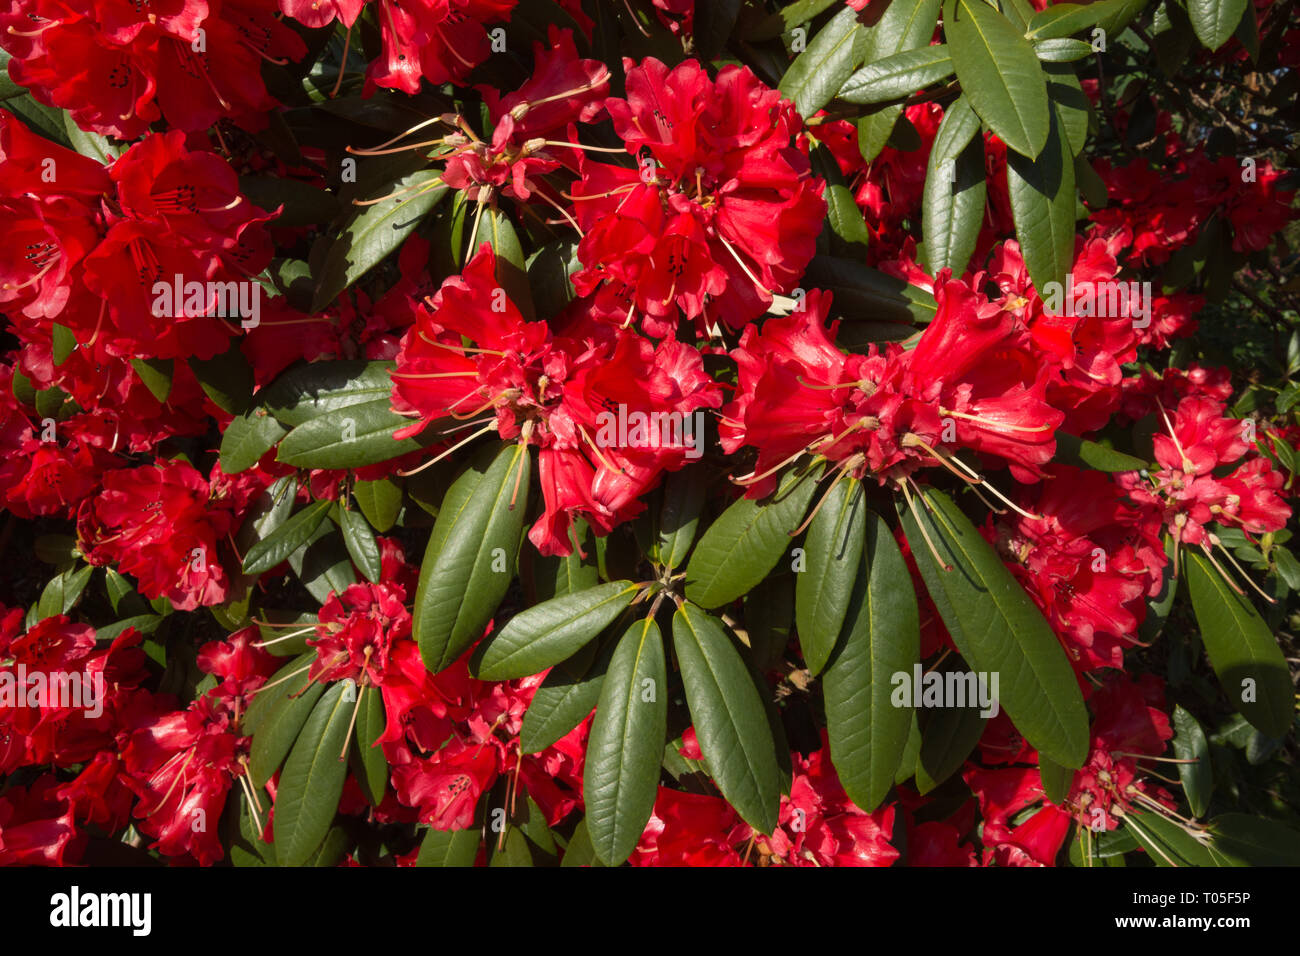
[261, 360, 395, 426]
[243, 499, 332, 575]
[273, 682, 353, 867]
[779, 5, 869, 119]
[585, 618, 668, 865]
[1053, 432, 1148, 471]
[1186, 0, 1248, 49]
[672, 604, 781, 833]
[276, 399, 439, 470]
[416, 826, 481, 867]
[351, 685, 389, 806]
[472, 581, 637, 681]
[655, 469, 707, 570]
[838, 45, 954, 104]
[1185, 550, 1292, 738]
[1007, 106, 1076, 293]
[189, 342, 254, 415]
[220, 409, 288, 475]
[1171, 705, 1212, 818]
[1207, 813, 1300, 865]
[338, 504, 382, 583]
[922, 103, 986, 276]
[353, 478, 402, 533]
[946, 0, 1050, 158]
[899, 486, 1088, 767]
[685, 466, 818, 609]
[823, 510, 920, 811]
[414, 443, 530, 672]
[249, 674, 326, 788]
[796, 477, 866, 675]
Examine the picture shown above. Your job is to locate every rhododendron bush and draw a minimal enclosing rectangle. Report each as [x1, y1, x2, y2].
[1, 0, 1298, 871]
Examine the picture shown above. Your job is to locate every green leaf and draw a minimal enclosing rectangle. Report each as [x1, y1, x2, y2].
[1033, 37, 1093, 60]
[796, 477, 866, 675]
[1273, 546, 1300, 591]
[242, 499, 332, 575]
[52, 323, 76, 366]
[1171, 705, 1212, 818]
[351, 685, 389, 806]
[37, 565, 93, 619]
[824, 183, 870, 257]
[520, 644, 610, 754]
[685, 466, 818, 609]
[313, 170, 447, 312]
[655, 470, 706, 571]
[1027, 0, 1123, 38]
[220, 409, 288, 475]
[472, 581, 637, 681]
[1124, 810, 1222, 866]
[745, 0, 840, 41]
[823, 510, 920, 811]
[238, 175, 340, 228]
[1007, 106, 1076, 293]
[1039, 755, 1074, 804]
[853, 0, 945, 160]
[189, 342, 254, 415]
[287, 516, 357, 604]
[525, 520, 600, 602]
[778, 5, 869, 119]
[838, 45, 954, 104]
[914, 686, 987, 793]
[1186, 0, 1248, 49]
[481, 204, 535, 321]
[414, 443, 530, 673]
[1207, 814, 1300, 866]
[249, 675, 326, 788]
[899, 486, 1088, 767]
[945, 0, 1050, 158]
[416, 826, 481, 867]
[1185, 551, 1292, 738]
[921, 103, 986, 276]
[353, 478, 402, 533]
[804, 255, 938, 325]
[560, 817, 606, 867]
[585, 618, 668, 865]
[260, 360, 396, 426]
[338, 504, 382, 583]
[275, 399, 438, 470]
[1053, 432, 1148, 471]
[242, 651, 315, 737]
[273, 682, 353, 867]
[672, 604, 781, 833]
[1045, 62, 1090, 156]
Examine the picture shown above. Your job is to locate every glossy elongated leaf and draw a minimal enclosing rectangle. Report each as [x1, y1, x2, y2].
[823, 511, 920, 811]
[1207, 813, 1300, 865]
[242, 651, 315, 738]
[914, 690, 987, 793]
[261, 361, 396, 426]
[1027, 0, 1124, 38]
[338, 505, 382, 583]
[685, 466, 818, 609]
[1171, 705, 1212, 817]
[220, 409, 288, 475]
[1124, 809, 1223, 866]
[1007, 107, 1076, 293]
[243, 500, 332, 575]
[560, 818, 606, 867]
[838, 45, 954, 104]
[351, 685, 389, 806]
[481, 204, 534, 321]
[353, 478, 402, 533]
[1034, 37, 1093, 60]
[472, 581, 637, 681]
[273, 682, 353, 867]
[900, 486, 1088, 767]
[248, 676, 325, 788]
[189, 343, 254, 416]
[416, 825, 481, 867]
[1045, 62, 1090, 156]
[1053, 432, 1148, 472]
[130, 358, 173, 403]
[1187, 0, 1248, 49]
[415, 444, 530, 672]
[672, 604, 781, 833]
[288, 516, 358, 604]
[854, 0, 944, 160]
[825, 183, 870, 257]
[922, 123, 986, 276]
[1039, 755, 1074, 804]
[804, 256, 939, 325]
[276, 399, 438, 470]
[1185, 551, 1292, 738]
[655, 470, 707, 570]
[520, 644, 611, 754]
[313, 171, 447, 312]
[778, 5, 869, 119]
[946, 0, 1050, 158]
[585, 618, 668, 865]
[796, 477, 866, 675]
[746, 0, 839, 41]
